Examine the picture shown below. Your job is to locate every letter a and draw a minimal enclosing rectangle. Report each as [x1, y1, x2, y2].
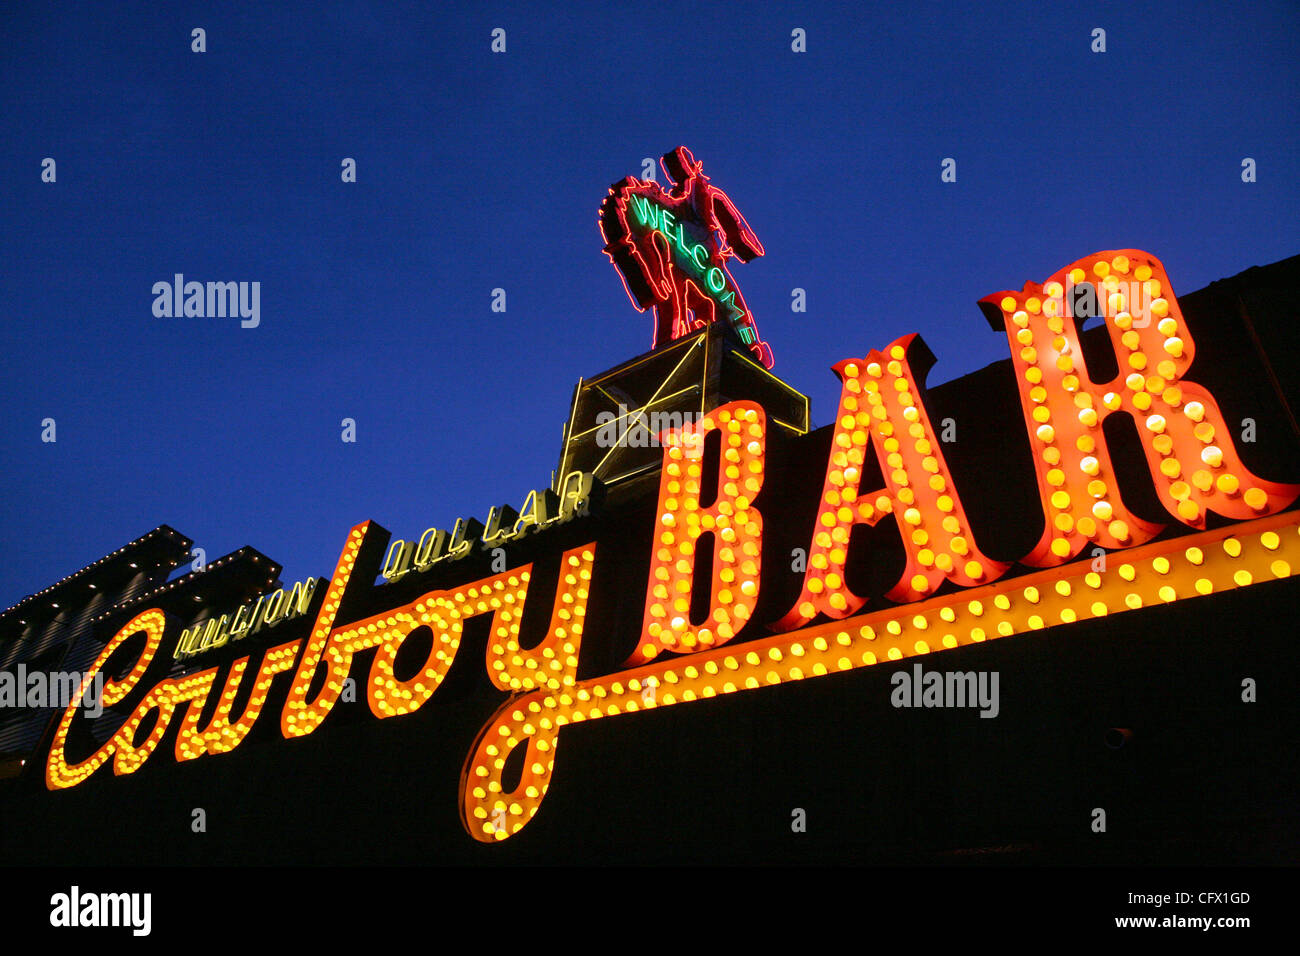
[776, 334, 1007, 630]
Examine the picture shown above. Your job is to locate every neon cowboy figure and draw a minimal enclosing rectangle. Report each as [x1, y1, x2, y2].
[601, 146, 774, 368]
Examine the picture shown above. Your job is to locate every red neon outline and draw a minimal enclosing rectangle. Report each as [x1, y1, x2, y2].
[600, 146, 774, 368]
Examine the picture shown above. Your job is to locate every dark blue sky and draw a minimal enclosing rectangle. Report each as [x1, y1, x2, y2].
[2, 0, 1297, 609]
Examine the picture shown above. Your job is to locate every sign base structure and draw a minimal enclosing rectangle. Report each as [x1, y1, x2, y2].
[556, 321, 809, 491]
[1, 253, 1299, 865]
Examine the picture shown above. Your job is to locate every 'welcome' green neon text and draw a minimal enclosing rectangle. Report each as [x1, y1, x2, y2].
[628, 194, 751, 335]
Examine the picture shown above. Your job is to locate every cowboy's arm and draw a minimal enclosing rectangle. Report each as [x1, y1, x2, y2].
[710, 187, 764, 261]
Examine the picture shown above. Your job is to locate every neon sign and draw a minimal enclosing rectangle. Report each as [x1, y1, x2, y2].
[380, 471, 602, 583]
[42, 250, 1298, 847]
[601, 146, 774, 368]
[173, 577, 317, 660]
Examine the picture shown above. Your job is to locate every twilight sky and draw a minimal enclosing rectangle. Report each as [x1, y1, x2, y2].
[1, 0, 1297, 608]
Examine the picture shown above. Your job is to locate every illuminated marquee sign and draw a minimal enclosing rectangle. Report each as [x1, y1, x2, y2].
[601, 146, 774, 368]
[42, 249, 1299, 847]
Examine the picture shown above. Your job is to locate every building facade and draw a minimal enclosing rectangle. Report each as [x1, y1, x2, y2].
[1, 251, 1297, 865]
